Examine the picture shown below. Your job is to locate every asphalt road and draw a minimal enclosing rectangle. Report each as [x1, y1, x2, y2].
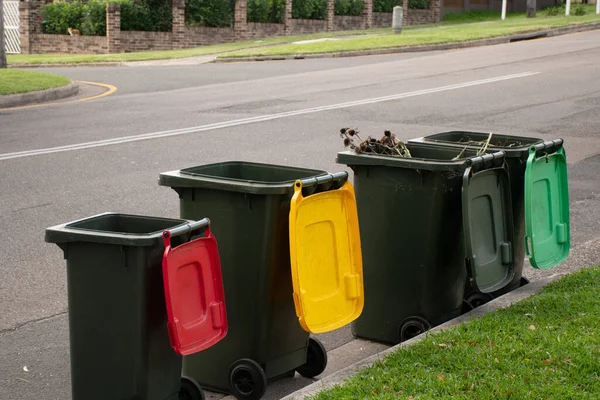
[1, 30, 600, 400]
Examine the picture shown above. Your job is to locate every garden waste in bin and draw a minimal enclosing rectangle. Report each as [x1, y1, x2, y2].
[44, 212, 228, 400]
[159, 161, 364, 400]
[337, 143, 514, 345]
[408, 132, 570, 300]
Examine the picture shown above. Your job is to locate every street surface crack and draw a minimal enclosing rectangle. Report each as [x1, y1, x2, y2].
[0, 310, 68, 336]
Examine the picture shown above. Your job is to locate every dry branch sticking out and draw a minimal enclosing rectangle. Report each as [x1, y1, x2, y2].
[340, 128, 412, 158]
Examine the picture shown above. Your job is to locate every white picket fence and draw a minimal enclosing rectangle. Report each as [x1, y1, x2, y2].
[3, 0, 20, 54]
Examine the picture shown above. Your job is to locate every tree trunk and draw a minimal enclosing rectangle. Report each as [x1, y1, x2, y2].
[526, 0, 536, 17]
[0, 0, 7, 68]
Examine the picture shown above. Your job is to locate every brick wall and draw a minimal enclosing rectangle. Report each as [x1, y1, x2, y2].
[291, 19, 327, 34]
[372, 12, 392, 28]
[29, 34, 108, 54]
[120, 31, 173, 52]
[405, 9, 436, 24]
[334, 15, 364, 30]
[186, 26, 235, 46]
[247, 22, 285, 39]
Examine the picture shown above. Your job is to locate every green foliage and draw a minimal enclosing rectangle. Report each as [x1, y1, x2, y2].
[79, 0, 108, 36]
[373, 0, 398, 13]
[121, 0, 173, 32]
[185, 0, 234, 27]
[408, 0, 429, 9]
[574, 4, 587, 16]
[247, 0, 285, 23]
[544, 5, 561, 16]
[40, 0, 172, 35]
[335, 0, 364, 16]
[40, 1, 86, 35]
[292, 0, 327, 19]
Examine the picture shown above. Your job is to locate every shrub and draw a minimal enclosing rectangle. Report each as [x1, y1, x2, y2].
[247, 0, 286, 23]
[574, 4, 586, 15]
[544, 5, 561, 16]
[335, 0, 364, 16]
[408, 0, 429, 9]
[292, 0, 327, 19]
[41, 0, 173, 34]
[40, 1, 86, 35]
[185, 0, 234, 27]
[373, 0, 398, 13]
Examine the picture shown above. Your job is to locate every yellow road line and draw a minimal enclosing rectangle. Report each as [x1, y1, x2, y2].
[2, 80, 117, 111]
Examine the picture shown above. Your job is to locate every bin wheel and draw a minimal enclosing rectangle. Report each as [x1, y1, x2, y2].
[398, 316, 430, 343]
[463, 292, 495, 312]
[296, 337, 328, 378]
[229, 358, 267, 400]
[179, 376, 205, 400]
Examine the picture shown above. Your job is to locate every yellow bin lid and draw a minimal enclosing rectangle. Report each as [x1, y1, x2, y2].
[289, 178, 364, 333]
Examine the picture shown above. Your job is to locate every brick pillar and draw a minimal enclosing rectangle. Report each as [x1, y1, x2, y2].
[363, 0, 373, 29]
[283, 0, 293, 35]
[326, 0, 335, 31]
[172, 0, 185, 49]
[106, 3, 121, 53]
[234, 0, 248, 40]
[19, 0, 42, 54]
[431, 0, 441, 22]
[19, 0, 32, 54]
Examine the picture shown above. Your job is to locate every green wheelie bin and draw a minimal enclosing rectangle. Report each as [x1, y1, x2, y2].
[44, 212, 214, 400]
[158, 161, 348, 400]
[337, 143, 515, 345]
[407, 132, 568, 307]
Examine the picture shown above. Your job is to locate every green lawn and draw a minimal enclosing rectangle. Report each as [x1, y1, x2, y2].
[221, 9, 600, 58]
[0, 69, 71, 95]
[310, 266, 600, 399]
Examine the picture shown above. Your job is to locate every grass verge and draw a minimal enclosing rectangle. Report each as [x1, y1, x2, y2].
[6, 29, 388, 65]
[310, 266, 600, 399]
[221, 8, 600, 58]
[0, 69, 71, 95]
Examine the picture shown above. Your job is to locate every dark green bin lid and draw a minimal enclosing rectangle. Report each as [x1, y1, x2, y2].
[45, 212, 194, 247]
[336, 142, 505, 172]
[408, 131, 543, 159]
[159, 161, 328, 195]
[462, 165, 515, 293]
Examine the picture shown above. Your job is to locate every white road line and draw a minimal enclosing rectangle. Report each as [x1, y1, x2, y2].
[0, 71, 540, 161]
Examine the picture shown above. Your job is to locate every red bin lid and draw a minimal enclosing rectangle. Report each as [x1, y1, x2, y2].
[162, 222, 227, 356]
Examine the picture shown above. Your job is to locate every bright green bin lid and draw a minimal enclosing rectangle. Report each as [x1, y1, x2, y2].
[524, 140, 570, 269]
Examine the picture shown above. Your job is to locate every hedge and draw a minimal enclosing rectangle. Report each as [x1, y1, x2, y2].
[335, 0, 363, 15]
[40, 0, 172, 35]
[372, 0, 429, 12]
[292, 0, 327, 19]
[247, 0, 285, 23]
[185, 0, 234, 27]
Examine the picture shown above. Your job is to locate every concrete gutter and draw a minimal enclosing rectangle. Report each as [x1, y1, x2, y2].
[282, 271, 569, 400]
[213, 22, 600, 63]
[0, 82, 79, 109]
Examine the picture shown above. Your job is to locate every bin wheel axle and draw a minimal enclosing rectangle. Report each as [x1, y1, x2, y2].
[179, 376, 205, 400]
[296, 337, 328, 379]
[463, 292, 495, 312]
[229, 358, 267, 400]
[399, 316, 431, 343]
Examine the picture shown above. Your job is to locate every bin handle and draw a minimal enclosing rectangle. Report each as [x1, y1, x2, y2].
[162, 218, 211, 242]
[466, 150, 505, 170]
[298, 171, 348, 188]
[529, 139, 564, 156]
